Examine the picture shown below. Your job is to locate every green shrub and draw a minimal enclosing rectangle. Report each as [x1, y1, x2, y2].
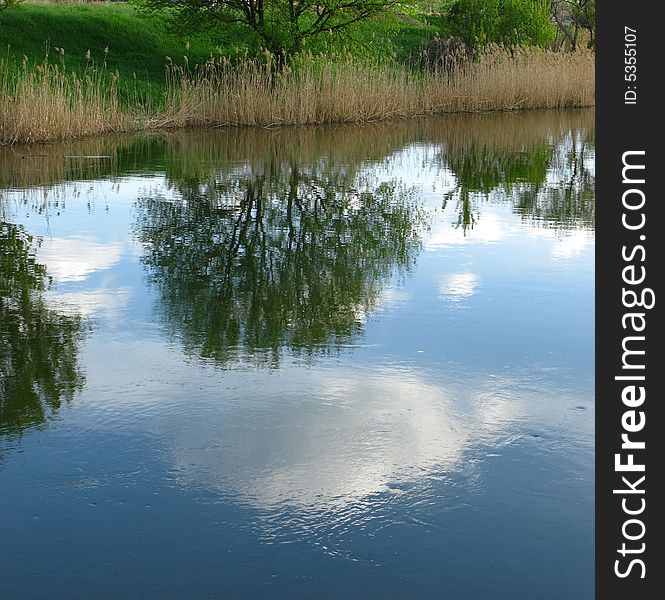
[448, 0, 556, 50]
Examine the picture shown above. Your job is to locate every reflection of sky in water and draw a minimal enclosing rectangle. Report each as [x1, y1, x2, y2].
[439, 272, 480, 300]
[0, 120, 594, 599]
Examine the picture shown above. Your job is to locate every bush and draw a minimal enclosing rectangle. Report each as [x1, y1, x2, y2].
[420, 36, 472, 76]
[448, 0, 556, 50]
[1, 0, 23, 11]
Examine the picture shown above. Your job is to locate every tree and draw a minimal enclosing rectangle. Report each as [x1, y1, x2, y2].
[0, 0, 22, 11]
[141, 0, 400, 57]
[447, 0, 556, 50]
[552, 1, 595, 50]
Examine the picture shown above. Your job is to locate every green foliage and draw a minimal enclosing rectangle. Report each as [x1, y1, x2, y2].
[0, 2, 437, 104]
[291, 11, 446, 62]
[448, 0, 556, 50]
[570, 0, 595, 30]
[139, 0, 403, 57]
[0, 0, 22, 13]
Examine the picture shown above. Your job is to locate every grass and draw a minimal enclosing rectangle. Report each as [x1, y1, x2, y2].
[0, 46, 594, 144]
[0, 2, 223, 103]
[0, 2, 442, 101]
[0, 2, 594, 144]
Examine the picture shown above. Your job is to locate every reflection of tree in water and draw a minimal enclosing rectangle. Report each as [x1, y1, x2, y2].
[444, 144, 553, 232]
[0, 223, 86, 437]
[136, 160, 424, 367]
[512, 133, 595, 229]
[1, 109, 594, 236]
[441, 115, 595, 233]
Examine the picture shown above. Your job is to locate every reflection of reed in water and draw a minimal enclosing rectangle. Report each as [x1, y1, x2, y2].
[440, 110, 594, 231]
[0, 223, 86, 438]
[1, 109, 594, 231]
[0, 134, 173, 194]
[440, 108, 594, 152]
[0, 109, 593, 188]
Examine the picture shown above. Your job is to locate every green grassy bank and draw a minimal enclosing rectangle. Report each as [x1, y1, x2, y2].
[1, 2, 440, 101]
[0, 2, 593, 145]
[1, 2, 231, 102]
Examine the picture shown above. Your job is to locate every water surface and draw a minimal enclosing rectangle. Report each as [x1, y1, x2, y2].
[0, 110, 594, 599]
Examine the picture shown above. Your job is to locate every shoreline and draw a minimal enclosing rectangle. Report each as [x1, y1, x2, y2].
[2, 103, 597, 149]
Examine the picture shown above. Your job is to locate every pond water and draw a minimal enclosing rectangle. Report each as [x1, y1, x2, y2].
[0, 110, 594, 599]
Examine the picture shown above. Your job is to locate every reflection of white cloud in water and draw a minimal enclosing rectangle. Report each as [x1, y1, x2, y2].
[550, 230, 594, 260]
[527, 227, 594, 260]
[353, 286, 411, 324]
[439, 273, 480, 301]
[424, 202, 594, 262]
[168, 368, 524, 514]
[46, 286, 132, 320]
[425, 208, 510, 249]
[376, 285, 410, 308]
[37, 236, 123, 282]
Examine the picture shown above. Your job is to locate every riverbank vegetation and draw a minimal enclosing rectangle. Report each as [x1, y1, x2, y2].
[0, 1, 595, 144]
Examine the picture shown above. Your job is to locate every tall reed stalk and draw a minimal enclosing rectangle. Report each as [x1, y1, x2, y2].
[1, 46, 594, 144]
[162, 46, 594, 128]
[0, 50, 134, 144]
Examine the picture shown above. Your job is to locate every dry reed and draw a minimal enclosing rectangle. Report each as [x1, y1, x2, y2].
[0, 53, 135, 144]
[162, 46, 594, 128]
[1, 46, 594, 144]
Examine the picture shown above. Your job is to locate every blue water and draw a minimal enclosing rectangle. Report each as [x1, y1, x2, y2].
[1, 110, 594, 599]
